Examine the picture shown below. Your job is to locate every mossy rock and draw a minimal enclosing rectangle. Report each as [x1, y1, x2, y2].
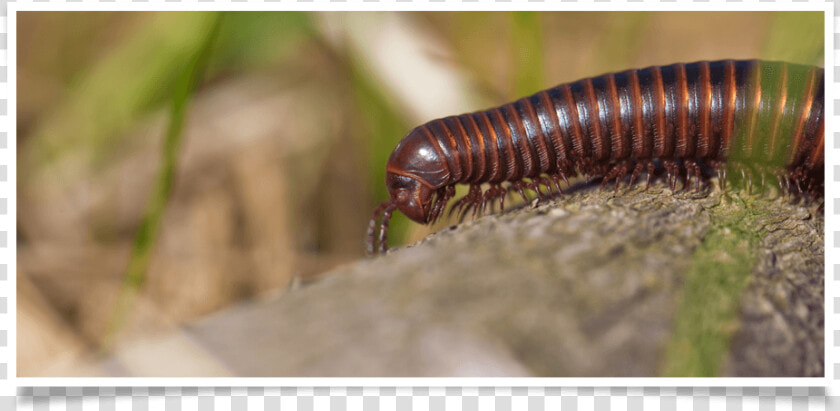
[178, 181, 823, 377]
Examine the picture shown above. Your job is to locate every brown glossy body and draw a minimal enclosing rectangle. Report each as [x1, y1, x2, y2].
[368, 60, 825, 254]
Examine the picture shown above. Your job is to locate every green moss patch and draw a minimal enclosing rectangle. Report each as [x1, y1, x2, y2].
[661, 196, 765, 377]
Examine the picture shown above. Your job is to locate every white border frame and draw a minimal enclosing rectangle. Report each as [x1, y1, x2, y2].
[6, 1, 834, 392]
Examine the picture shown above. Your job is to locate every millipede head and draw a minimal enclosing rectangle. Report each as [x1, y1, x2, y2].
[385, 172, 437, 225]
[366, 174, 439, 256]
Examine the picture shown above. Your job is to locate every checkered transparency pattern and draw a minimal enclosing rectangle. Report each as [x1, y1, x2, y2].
[10, 387, 840, 410]
[7, 0, 838, 410]
[832, 3, 840, 408]
[0, 0, 6, 395]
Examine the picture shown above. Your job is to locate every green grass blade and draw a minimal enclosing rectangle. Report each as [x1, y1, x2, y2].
[103, 12, 225, 350]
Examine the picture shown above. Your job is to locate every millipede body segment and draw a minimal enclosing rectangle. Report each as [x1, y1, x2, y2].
[367, 60, 825, 254]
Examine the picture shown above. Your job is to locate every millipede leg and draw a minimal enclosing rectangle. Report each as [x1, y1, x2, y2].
[429, 186, 455, 224]
[684, 162, 693, 191]
[464, 185, 481, 218]
[486, 184, 506, 213]
[498, 184, 507, 211]
[526, 179, 541, 199]
[531, 177, 550, 200]
[721, 166, 728, 190]
[549, 174, 564, 197]
[366, 218, 378, 255]
[617, 163, 631, 191]
[646, 162, 655, 189]
[378, 203, 398, 254]
[367, 200, 394, 255]
[745, 167, 753, 195]
[775, 168, 787, 195]
[471, 184, 488, 218]
[554, 164, 571, 186]
[684, 160, 702, 192]
[663, 160, 676, 191]
[443, 185, 456, 218]
[450, 199, 466, 218]
[737, 165, 747, 191]
[486, 184, 510, 215]
[542, 176, 555, 197]
[629, 163, 644, 187]
[600, 168, 617, 190]
[710, 160, 723, 189]
[512, 181, 529, 203]
[773, 172, 784, 193]
[540, 177, 552, 198]
[455, 184, 482, 221]
[761, 170, 766, 189]
[428, 190, 443, 224]
[603, 162, 631, 192]
[481, 186, 495, 215]
[449, 185, 477, 218]
[458, 204, 472, 223]
[471, 197, 482, 218]
[436, 189, 449, 221]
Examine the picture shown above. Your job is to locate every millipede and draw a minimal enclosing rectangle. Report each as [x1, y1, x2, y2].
[367, 59, 825, 255]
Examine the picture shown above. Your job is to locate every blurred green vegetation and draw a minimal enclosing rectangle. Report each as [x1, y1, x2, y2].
[762, 11, 824, 65]
[22, 12, 318, 171]
[209, 12, 314, 74]
[510, 12, 545, 97]
[25, 13, 214, 168]
[592, 13, 649, 73]
[347, 60, 415, 245]
[104, 12, 224, 348]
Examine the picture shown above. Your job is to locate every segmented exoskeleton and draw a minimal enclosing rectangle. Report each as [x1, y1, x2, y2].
[367, 59, 825, 254]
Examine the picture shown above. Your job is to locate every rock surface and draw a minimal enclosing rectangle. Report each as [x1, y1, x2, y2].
[86, 181, 824, 377]
[173, 182, 822, 377]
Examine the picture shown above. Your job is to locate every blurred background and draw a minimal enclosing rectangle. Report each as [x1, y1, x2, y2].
[17, 11, 823, 376]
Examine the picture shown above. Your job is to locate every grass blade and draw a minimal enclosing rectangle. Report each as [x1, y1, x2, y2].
[103, 12, 224, 350]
